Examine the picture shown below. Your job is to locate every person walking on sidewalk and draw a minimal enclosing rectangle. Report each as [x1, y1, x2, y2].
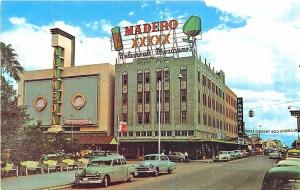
[184, 151, 189, 163]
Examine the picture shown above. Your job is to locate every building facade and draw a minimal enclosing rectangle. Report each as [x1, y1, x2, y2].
[115, 56, 239, 159]
[18, 28, 116, 148]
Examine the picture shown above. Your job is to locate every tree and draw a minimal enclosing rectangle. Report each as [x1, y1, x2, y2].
[1, 78, 30, 151]
[291, 140, 297, 149]
[1, 42, 24, 81]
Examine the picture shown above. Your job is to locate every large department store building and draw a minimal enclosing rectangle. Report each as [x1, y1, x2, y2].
[115, 56, 239, 159]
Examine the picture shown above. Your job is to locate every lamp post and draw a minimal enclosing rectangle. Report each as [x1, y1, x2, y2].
[288, 106, 300, 140]
[158, 74, 183, 155]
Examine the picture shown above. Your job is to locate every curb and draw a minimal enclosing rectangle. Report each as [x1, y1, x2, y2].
[34, 183, 73, 190]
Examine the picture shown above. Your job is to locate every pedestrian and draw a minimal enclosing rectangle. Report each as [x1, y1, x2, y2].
[184, 151, 189, 162]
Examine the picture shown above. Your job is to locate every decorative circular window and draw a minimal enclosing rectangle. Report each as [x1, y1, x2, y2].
[34, 96, 47, 111]
[72, 93, 86, 110]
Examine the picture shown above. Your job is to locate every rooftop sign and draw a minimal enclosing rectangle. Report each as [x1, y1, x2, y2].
[111, 16, 201, 62]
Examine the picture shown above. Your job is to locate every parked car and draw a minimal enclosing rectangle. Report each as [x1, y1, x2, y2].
[75, 154, 137, 187]
[286, 149, 300, 159]
[234, 150, 243, 159]
[167, 152, 185, 162]
[136, 154, 176, 177]
[214, 151, 231, 162]
[261, 166, 300, 190]
[268, 150, 282, 159]
[228, 151, 239, 160]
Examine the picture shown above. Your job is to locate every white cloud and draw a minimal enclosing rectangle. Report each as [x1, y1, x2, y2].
[0, 17, 117, 71]
[128, 11, 134, 16]
[100, 19, 113, 34]
[198, 0, 300, 85]
[141, 1, 148, 9]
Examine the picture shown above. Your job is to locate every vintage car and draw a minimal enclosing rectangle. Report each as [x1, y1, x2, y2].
[214, 151, 231, 162]
[234, 150, 244, 159]
[136, 154, 176, 177]
[276, 159, 300, 167]
[167, 152, 185, 162]
[269, 150, 282, 159]
[228, 151, 239, 160]
[261, 166, 300, 190]
[75, 154, 137, 187]
[286, 149, 300, 159]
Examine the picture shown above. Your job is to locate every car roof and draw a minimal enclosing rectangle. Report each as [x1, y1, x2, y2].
[90, 154, 124, 162]
[276, 160, 300, 167]
[264, 166, 300, 180]
[144, 154, 163, 156]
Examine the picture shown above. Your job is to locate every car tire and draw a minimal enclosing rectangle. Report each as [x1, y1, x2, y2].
[180, 158, 184, 162]
[127, 173, 134, 182]
[168, 168, 173, 174]
[153, 168, 159, 177]
[102, 175, 110, 187]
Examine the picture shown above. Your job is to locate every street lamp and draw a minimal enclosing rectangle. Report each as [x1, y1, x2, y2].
[158, 73, 183, 155]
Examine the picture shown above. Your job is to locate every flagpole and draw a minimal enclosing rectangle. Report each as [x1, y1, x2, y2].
[117, 115, 119, 155]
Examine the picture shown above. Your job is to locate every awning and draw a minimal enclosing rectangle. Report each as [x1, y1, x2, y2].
[75, 135, 117, 145]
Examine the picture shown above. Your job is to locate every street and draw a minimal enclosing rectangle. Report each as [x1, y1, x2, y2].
[71, 156, 276, 190]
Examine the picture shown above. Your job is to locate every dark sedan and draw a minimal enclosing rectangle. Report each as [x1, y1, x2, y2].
[167, 152, 185, 162]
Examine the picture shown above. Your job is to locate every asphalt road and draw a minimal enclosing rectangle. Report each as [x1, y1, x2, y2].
[71, 156, 276, 190]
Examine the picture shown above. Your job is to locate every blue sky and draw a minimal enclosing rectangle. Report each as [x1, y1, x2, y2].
[1, 0, 300, 146]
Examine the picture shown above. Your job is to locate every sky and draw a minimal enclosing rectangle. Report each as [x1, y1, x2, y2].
[1, 0, 300, 146]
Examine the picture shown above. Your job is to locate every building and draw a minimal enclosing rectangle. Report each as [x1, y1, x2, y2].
[115, 56, 239, 159]
[18, 28, 116, 149]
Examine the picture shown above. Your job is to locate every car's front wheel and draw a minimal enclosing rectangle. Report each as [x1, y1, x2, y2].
[153, 168, 159, 177]
[102, 175, 110, 187]
[168, 168, 173, 174]
[127, 173, 134, 182]
[179, 158, 184, 162]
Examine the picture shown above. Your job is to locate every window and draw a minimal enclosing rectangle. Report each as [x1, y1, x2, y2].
[182, 131, 187, 136]
[137, 71, 143, 84]
[141, 131, 146, 136]
[181, 112, 186, 123]
[122, 94, 128, 104]
[198, 90, 200, 103]
[203, 113, 207, 125]
[180, 67, 187, 78]
[137, 113, 143, 124]
[144, 70, 150, 83]
[198, 70, 200, 83]
[147, 131, 152, 136]
[163, 68, 170, 81]
[203, 94, 207, 106]
[128, 132, 133, 136]
[156, 69, 162, 82]
[164, 91, 170, 103]
[137, 93, 143, 104]
[188, 130, 194, 136]
[122, 72, 128, 85]
[122, 113, 128, 122]
[164, 112, 170, 124]
[145, 112, 150, 124]
[202, 75, 206, 86]
[144, 92, 150, 104]
[161, 131, 166, 136]
[166, 131, 172, 136]
[175, 131, 181, 136]
[181, 89, 187, 102]
[136, 131, 141, 136]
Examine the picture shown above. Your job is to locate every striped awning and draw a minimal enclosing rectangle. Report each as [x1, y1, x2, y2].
[75, 135, 117, 145]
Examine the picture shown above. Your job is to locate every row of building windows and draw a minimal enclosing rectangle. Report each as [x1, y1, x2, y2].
[119, 130, 194, 137]
[202, 74, 224, 99]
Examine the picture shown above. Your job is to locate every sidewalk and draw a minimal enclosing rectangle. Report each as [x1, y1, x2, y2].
[1, 170, 76, 190]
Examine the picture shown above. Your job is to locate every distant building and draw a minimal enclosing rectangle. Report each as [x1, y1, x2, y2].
[18, 28, 116, 149]
[115, 56, 239, 159]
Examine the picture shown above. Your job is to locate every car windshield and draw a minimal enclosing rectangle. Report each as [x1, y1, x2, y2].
[144, 156, 158, 160]
[220, 151, 228, 154]
[90, 161, 111, 166]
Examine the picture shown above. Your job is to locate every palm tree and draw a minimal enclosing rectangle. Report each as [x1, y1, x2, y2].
[1, 42, 24, 81]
